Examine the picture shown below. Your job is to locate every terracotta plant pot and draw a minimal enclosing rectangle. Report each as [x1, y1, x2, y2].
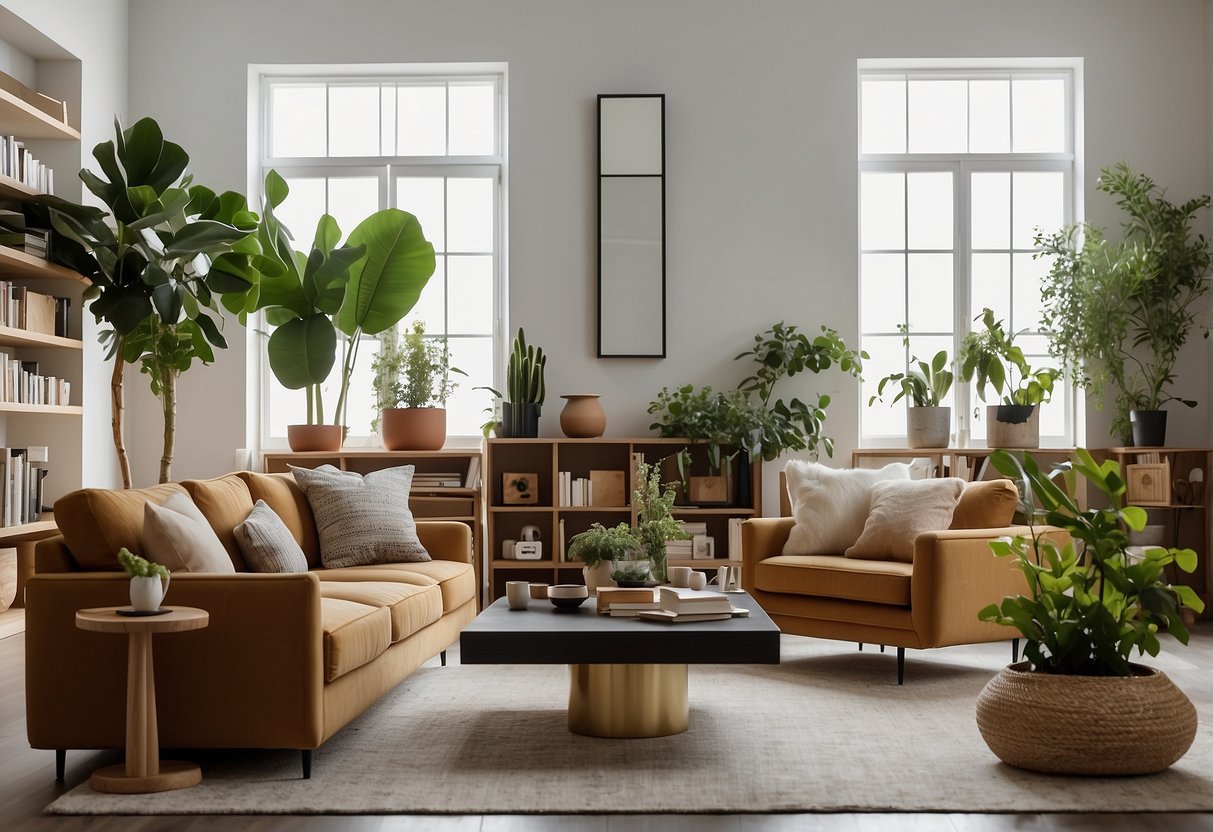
[381, 407, 446, 451]
[287, 424, 343, 452]
[976, 661, 1197, 775]
[986, 405, 1038, 449]
[559, 394, 607, 438]
[907, 406, 950, 449]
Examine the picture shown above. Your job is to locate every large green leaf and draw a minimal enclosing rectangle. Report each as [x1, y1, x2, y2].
[335, 209, 435, 336]
[267, 313, 337, 389]
[163, 220, 248, 257]
[121, 117, 188, 193]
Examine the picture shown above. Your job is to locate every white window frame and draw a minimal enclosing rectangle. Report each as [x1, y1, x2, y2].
[857, 59, 1083, 449]
[248, 64, 508, 450]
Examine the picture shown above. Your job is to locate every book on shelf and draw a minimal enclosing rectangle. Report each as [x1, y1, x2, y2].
[0, 445, 47, 528]
[558, 518, 566, 561]
[54, 297, 71, 338]
[411, 472, 464, 489]
[0, 136, 54, 195]
[637, 608, 749, 623]
[464, 456, 481, 489]
[658, 586, 734, 615]
[0, 353, 70, 405]
[558, 472, 594, 507]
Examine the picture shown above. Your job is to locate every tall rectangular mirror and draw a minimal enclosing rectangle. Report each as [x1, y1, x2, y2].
[598, 94, 665, 357]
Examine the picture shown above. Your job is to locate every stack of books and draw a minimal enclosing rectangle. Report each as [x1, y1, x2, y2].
[595, 586, 660, 617]
[411, 471, 464, 489]
[558, 471, 593, 506]
[0, 445, 48, 527]
[0, 210, 50, 259]
[638, 586, 749, 623]
[0, 136, 54, 194]
[0, 357, 70, 406]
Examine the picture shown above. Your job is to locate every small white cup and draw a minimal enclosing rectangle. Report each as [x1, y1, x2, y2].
[689, 571, 707, 591]
[669, 566, 692, 588]
[506, 580, 530, 610]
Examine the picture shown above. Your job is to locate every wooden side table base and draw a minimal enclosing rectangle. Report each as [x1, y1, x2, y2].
[90, 760, 201, 794]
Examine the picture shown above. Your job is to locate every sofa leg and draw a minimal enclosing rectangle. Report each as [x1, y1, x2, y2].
[896, 647, 905, 685]
[55, 749, 65, 782]
[440, 649, 447, 667]
[1011, 638, 1020, 663]
[857, 642, 863, 652]
[301, 749, 312, 780]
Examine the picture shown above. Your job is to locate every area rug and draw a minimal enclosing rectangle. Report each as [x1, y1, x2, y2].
[47, 636, 1213, 815]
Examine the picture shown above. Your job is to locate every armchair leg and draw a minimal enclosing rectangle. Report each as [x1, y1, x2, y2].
[879, 644, 886, 653]
[440, 650, 447, 667]
[896, 647, 905, 685]
[1011, 638, 1020, 663]
[301, 749, 312, 780]
[857, 642, 863, 652]
[55, 749, 65, 782]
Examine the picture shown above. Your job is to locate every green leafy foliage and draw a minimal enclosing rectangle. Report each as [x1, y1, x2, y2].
[371, 321, 465, 429]
[117, 547, 169, 579]
[567, 522, 638, 568]
[631, 459, 689, 582]
[977, 449, 1205, 676]
[1037, 163, 1209, 444]
[870, 348, 954, 408]
[959, 308, 1057, 407]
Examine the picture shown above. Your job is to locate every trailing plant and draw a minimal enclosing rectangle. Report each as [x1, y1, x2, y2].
[631, 458, 688, 583]
[1037, 163, 1211, 443]
[959, 308, 1057, 408]
[978, 449, 1204, 676]
[117, 547, 169, 580]
[869, 348, 953, 408]
[567, 522, 638, 569]
[370, 321, 464, 431]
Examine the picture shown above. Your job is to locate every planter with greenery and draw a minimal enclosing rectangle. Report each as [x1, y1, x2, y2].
[869, 346, 954, 449]
[500, 327, 546, 438]
[118, 547, 171, 611]
[371, 321, 464, 451]
[975, 449, 1203, 775]
[567, 522, 636, 594]
[958, 308, 1057, 448]
[631, 458, 688, 583]
[1036, 163, 1212, 446]
[44, 117, 258, 484]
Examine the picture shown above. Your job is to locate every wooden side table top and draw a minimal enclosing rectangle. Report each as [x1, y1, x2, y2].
[76, 606, 209, 634]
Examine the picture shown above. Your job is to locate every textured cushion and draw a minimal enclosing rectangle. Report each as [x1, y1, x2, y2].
[950, 478, 1019, 529]
[782, 461, 911, 555]
[181, 474, 255, 570]
[141, 491, 236, 573]
[846, 478, 966, 562]
[292, 464, 430, 568]
[53, 483, 187, 570]
[754, 554, 913, 606]
[234, 500, 309, 573]
[320, 597, 391, 682]
[316, 560, 475, 613]
[237, 471, 322, 567]
[319, 581, 443, 642]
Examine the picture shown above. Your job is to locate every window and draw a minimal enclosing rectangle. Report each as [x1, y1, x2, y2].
[858, 63, 1079, 447]
[257, 68, 505, 444]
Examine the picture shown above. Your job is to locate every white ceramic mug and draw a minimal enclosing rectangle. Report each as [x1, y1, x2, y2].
[506, 580, 530, 610]
[669, 566, 692, 588]
[689, 571, 707, 591]
[130, 574, 169, 612]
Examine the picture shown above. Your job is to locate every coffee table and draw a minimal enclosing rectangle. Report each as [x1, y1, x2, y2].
[460, 591, 779, 738]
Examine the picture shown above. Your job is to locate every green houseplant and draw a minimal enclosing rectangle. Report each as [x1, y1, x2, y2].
[630, 458, 688, 584]
[502, 327, 546, 437]
[118, 547, 171, 611]
[958, 308, 1057, 448]
[869, 345, 954, 449]
[44, 117, 258, 484]
[567, 522, 637, 594]
[974, 448, 1203, 775]
[1036, 163, 1212, 446]
[371, 321, 464, 450]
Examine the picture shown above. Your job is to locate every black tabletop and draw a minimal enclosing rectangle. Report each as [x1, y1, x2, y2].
[460, 592, 780, 665]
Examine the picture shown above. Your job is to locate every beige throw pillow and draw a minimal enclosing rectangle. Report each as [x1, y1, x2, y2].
[782, 461, 912, 555]
[234, 500, 309, 573]
[141, 491, 236, 573]
[291, 464, 430, 568]
[845, 478, 967, 563]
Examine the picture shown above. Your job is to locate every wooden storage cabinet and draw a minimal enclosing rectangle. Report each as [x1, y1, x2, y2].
[484, 438, 762, 601]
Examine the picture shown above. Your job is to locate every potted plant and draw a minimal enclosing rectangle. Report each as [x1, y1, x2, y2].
[118, 547, 171, 612]
[975, 448, 1204, 775]
[1037, 163, 1211, 447]
[647, 384, 736, 504]
[958, 308, 1057, 448]
[371, 321, 464, 450]
[567, 522, 636, 594]
[502, 327, 546, 437]
[869, 346, 954, 449]
[630, 458, 688, 584]
[223, 171, 436, 451]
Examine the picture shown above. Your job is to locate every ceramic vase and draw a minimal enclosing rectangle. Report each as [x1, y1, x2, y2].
[381, 407, 446, 451]
[130, 574, 169, 612]
[559, 394, 606, 438]
[582, 561, 616, 595]
[287, 424, 343, 452]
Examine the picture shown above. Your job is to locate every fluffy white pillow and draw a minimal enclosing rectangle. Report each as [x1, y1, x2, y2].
[845, 477, 967, 562]
[782, 461, 911, 555]
[142, 491, 236, 573]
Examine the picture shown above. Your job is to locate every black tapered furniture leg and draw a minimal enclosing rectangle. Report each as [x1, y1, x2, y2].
[55, 749, 65, 782]
[879, 644, 886, 653]
[896, 647, 905, 685]
[1011, 638, 1020, 663]
[858, 642, 863, 651]
[301, 749, 312, 779]
[440, 649, 447, 667]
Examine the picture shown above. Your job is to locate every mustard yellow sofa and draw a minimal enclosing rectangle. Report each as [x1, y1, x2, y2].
[742, 480, 1049, 683]
[25, 471, 477, 780]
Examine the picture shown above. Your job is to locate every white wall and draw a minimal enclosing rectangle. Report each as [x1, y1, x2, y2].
[122, 0, 1211, 491]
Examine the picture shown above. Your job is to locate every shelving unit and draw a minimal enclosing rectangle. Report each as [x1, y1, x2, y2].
[483, 438, 762, 602]
[262, 449, 485, 606]
[0, 86, 79, 140]
[0, 245, 90, 283]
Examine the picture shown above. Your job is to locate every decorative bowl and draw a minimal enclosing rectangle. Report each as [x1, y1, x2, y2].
[548, 584, 589, 610]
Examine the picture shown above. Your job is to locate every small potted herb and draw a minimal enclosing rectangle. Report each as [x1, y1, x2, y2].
[567, 522, 636, 594]
[371, 321, 464, 450]
[118, 548, 171, 612]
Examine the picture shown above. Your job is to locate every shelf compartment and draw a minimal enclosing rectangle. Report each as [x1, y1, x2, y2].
[0, 325, 81, 350]
[0, 88, 79, 139]
[0, 245, 89, 283]
[0, 402, 81, 415]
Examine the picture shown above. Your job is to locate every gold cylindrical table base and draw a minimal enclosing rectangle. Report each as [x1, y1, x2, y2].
[568, 663, 689, 738]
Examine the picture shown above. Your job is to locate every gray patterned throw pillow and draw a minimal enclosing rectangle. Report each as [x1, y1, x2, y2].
[290, 464, 430, 568]
[234, 500, 309, 573]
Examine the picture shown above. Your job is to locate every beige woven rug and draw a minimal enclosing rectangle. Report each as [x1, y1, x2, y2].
[47, 636, 1213, 815]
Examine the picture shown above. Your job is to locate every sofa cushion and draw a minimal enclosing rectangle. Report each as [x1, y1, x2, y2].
[237, 471, 321, 567]
[235, 500, 309, 573]
[755, 554, 913, 606]
[782, 461, 911, 556]
[292, 464, 430, 569]
[181, 474, 256, 570]
[142, 491, 236, 573]
[54, 482, 187, 570]
[950, 478, 1019, 530]
[316, 561, 476, 613]
[319, 581, 443, 642]
[320, 597, 391, 682]
[846, 478, 966, 563]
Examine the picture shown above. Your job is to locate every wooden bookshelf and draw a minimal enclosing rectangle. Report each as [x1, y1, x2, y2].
[0, 325, 80, 350]
[0, 86, 78, 140]
[0, 245, 89, 283]
[0, 173, 39, 200]
[0, 402, 81, 415]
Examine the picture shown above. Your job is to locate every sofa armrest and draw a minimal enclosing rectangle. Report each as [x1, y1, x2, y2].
[416, 521, 472, 564]
[910, 525, 1068, 647]
[741, 517, 796, 592]
[25, 571, 325, 751]
[34, 534, 77, 573]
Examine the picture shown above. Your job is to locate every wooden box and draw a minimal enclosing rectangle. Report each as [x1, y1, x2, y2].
[689, 475, 728, 505]
[1126, 461, 1172, 506]
[25, 291, 56, 336]
[502, 472, 538, 505]
[589, 469, 626, 507]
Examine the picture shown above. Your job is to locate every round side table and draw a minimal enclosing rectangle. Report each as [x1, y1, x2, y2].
[75, 605, 209, 794]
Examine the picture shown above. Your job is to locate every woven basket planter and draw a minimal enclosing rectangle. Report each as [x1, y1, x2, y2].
[976, 661, 1197, 775]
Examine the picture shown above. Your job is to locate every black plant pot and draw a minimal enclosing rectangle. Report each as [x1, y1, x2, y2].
[501, 402, 541, 438]
[734, 450, 752, 509]
[1130, 409, 1167, 448]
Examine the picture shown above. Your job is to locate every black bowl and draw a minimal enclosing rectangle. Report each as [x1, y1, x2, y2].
[550, 595, 588, 610]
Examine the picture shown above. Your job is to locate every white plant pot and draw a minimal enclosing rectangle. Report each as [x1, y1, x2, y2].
[130, 575, 169, 612]
[581, 562, 616, 596]
[907, 406, 951, 449]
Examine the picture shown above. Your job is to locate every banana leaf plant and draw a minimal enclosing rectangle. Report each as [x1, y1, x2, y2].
[222, 170, 436, 429]
[42, 117, 258, 485]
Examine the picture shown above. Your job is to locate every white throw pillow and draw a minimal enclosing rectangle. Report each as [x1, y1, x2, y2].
[782, 461, 911, 555]
[142, 491, 236, 573]
[845, 478, 967, 563]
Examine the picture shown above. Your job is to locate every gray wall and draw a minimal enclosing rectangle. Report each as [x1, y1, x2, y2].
[118, 0, 1211, 492]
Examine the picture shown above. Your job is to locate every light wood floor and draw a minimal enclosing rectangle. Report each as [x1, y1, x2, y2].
[3, 627, 1212, 831]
